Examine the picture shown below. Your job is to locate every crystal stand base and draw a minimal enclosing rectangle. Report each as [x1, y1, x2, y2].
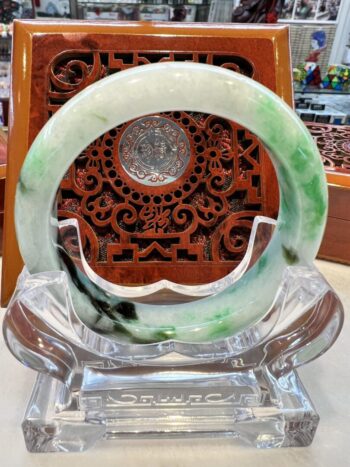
[5, 219, 342, 453]
[23, 367, 318, 452]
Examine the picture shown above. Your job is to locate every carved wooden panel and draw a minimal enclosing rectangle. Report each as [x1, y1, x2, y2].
[50, 50, 273, 285]
[2, 22, 292, 303]
[306, 123, 350, 174]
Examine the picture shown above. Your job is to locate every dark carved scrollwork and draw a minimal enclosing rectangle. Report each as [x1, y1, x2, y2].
[48, 51, 255, 113]
[49, 50, 270, 285]
[306, 123, 350, 173]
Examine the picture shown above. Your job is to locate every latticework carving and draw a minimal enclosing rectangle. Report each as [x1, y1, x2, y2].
[306, 123, 350, 174]
[48, 51, 255, 113]
[50, 50, 276, 285]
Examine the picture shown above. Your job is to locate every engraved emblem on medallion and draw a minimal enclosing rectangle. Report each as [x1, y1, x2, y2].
[119, 116, 191, 186]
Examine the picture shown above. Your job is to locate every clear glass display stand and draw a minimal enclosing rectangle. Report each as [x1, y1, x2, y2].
[3, 217, 344, 452]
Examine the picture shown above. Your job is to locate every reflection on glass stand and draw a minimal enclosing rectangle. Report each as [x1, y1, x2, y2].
[3, 217, 343, 452]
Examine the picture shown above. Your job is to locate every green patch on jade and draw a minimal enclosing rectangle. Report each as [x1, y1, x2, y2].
[282, 246, 299, 265]
[153, 328, 177, 342]
[208, 319, 232, 341]
[92, 113, 108, 123]
[257, 255, 268, 273]
[18, 175, 28, 194]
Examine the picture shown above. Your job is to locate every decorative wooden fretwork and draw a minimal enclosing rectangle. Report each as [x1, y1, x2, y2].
[48, 51, 255, 112]
[50, 50, 277, 285]
[306, 122, 350, 174]
[2, 23, 294, 305]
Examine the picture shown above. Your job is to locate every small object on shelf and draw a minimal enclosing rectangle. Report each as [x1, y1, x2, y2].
[295, 101, 310, 109]
[84, 4, 140, 21]
[0, 22, 10, 38]
[0, 21, 13, 37]
[295, 99, 348, 126]
[33, 0, 70, 18]
[171, 5, 187, 21]
[295, 91, 350, 128]
[279, 0, 342, 21]
[315, 114, 330, 123]
[0, 0, 19, 24]
[293, 65, 307, 82]
[305, 63, 322, 85]
[170, 4, 197, 21]
[294, 62, 322, 86]
[300, 112, 316, 122]
[294, 30, 327, 88]
[0, 62, 10, 104]
[139, 4, 169, 21]
[321, 64, 350, 91]
[0, 0, 32, 23]
[0, 98, 9, 126]
[232, 0, 284, 23]
[305, 30, 327, 64]
[311, 103, 326, 110]
[329, 113, 347, 125]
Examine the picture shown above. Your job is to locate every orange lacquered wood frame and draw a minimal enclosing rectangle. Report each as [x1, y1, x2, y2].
[1, 20, 294, 306]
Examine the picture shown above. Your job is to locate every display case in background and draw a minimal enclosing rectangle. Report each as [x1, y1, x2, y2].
[0, 36, 11, 127]
[0, 129, 6, 254]
[0, 1, 349, 116]
[31, 0, 211, 22]
[209, 0, 350, 86]
[77, 1, 210, 22]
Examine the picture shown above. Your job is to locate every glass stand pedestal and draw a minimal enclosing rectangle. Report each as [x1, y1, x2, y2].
[23, 366, 319, 452]
[3, 218, 343, 452]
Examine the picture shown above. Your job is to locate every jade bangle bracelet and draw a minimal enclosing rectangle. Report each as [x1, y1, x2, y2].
[15, 62, 327, 343]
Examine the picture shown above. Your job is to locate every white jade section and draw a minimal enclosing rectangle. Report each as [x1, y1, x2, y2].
[15, 62, 328, 343]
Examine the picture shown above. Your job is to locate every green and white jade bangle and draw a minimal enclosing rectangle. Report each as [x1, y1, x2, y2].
[15, 62, 327, 343]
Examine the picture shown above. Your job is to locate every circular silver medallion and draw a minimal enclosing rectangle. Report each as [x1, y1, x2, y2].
[119, 116, 191, 186]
